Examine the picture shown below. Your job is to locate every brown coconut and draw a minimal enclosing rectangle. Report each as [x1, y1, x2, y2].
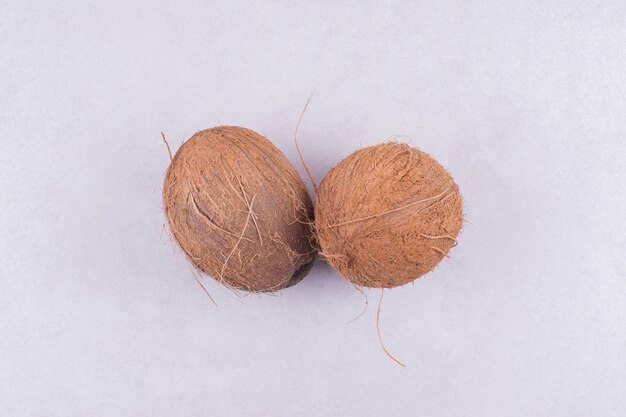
[315, 142, 463, 288]
[163, 126, 316, 292]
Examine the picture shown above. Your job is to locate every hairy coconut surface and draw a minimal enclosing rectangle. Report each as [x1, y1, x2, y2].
[315, 142, 463, 288]
[163, 126, 315, 292]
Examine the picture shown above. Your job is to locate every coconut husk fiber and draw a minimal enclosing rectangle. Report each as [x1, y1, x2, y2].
[163, 126, 316, 292]
[315, 142, 463, 288]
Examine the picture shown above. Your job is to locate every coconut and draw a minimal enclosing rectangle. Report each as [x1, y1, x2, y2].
[163, 126, 315, 292]
[314, 142, 462, 288]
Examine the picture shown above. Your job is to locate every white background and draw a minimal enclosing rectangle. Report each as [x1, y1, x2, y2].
[1, 1, 625, 416]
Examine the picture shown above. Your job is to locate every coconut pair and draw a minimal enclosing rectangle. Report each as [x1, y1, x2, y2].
[163, 126, 462, 292]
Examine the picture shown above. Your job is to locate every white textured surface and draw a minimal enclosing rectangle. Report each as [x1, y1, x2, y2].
[1, 1, 625, 416]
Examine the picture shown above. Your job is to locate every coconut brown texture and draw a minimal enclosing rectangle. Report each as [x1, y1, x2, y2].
[315, 142, 463, 288]
[163, 126, 315, 292]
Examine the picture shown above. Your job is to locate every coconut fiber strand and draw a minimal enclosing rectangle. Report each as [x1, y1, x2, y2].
[163, 126, 315, 292]
[315, 142, 462, 288]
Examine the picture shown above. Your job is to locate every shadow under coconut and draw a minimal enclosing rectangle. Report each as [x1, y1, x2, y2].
[295, 257, 346, 290]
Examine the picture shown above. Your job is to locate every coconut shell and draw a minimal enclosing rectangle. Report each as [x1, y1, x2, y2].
[315, 142, 462, 288]
[163, 126, 315, 292]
